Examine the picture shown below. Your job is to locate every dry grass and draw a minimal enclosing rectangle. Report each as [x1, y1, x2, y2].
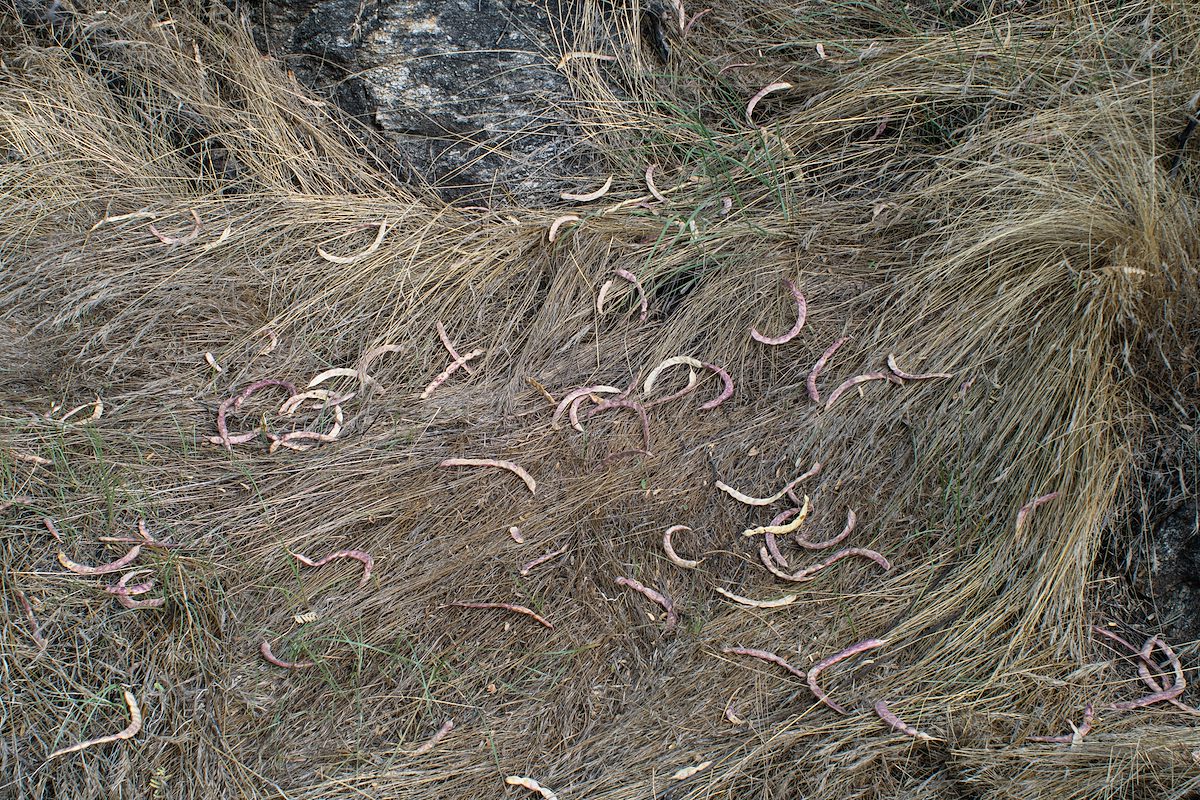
[2, 0, 1199, 797]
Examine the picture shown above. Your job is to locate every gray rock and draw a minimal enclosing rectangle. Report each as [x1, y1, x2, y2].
[261, 0, 588, 203]
[1148, 501, 1200, 641]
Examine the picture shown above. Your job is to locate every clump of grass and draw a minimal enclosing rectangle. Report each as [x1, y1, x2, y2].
[2, 0, 1199, 798]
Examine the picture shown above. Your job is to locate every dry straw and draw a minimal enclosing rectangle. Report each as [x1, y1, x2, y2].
[2, 0, 1199, 798]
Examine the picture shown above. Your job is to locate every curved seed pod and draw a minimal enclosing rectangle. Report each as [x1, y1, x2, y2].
[609, 268, 649, 322]
[308, 368, 362, 388]
[700, 363, 734, 409]
[555, 51, 616, 70]
[615, 576, 678, 629]
[105, 569, 155, 596]
[279, 389, 354, 416]
[269, 403, 344, 453]
[421, 349, 484, 400]
[57, 397, 104, 424]
[807, 336, 849, 403]
[548, 215, 580, 242]
[662, 525, 702, 569]
[291, 549, 374, 588]
[672, 760, 712, 780]
[1015, 491, 1060, 533]
[317, 222, 387, 264]
[1109, 635, 1186, 711]
[58, 545, 142, 576]
[519, 544, 569, 576]
[764, 532, 788, 567]
[788, 547, 891, 581]
[411, 719, 455, 755]
[552, 385, 622, 430]
[440, 457, 536, 494]
[807, 638, 887, 714]
[643, 355, 702, 397]
[796, 509, 856, 550]
[46, 690, 142, 760]
[887, 354, 952, 381]
[823, 372, 892, 411]
[505, 776, 559, 800]
[715, 587, 797, 608]
[645, 164, 667, 202]
[750, 278, 806, 345]
[15, 590, 46, 649]
[449, 601, 553, 629]
[759, 545, 808, 582]
[746, 82, 792, 124]
[742, 495, 811, 537]
[235, 380, 297, 407]
[717, 462, 821, 507]
[260, 640, 314, 669]
[875, 701, 935, 741]
[1028, 703, 1095, 744]
[436, 322, 477, 374]
[560, 175, 613, 201]
[722, 646, 805, 679]
[148, 210, 202, 245]
[115, 594, 165, 610]
[568, 393, 603, 431]
[1092, 627, 1200, 716]
[596, 279, 615, 314]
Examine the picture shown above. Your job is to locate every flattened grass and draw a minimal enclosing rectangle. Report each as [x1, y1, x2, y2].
[2, 0, 1199, 797]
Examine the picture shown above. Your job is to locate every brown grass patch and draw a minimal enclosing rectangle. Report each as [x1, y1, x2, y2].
[2, 0, 1199, 797]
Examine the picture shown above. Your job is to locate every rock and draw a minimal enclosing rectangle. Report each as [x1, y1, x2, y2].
[262, 0, 585, 204]
[1148, 500, 1200, 641]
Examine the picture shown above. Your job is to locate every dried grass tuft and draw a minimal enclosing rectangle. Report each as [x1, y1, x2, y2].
[2, 0, 1199, 798]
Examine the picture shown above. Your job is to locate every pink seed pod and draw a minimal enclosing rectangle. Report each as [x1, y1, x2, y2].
[615, 576, 678, 629]
[448, 601, 553, 629]
[807, 337, 849, 403]
[807, 638, 887, 714]
[750, 278, 806, 345]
